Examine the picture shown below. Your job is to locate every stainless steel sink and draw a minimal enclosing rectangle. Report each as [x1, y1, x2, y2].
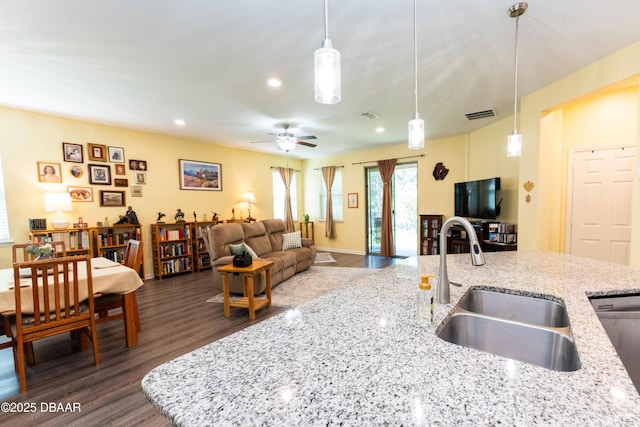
[436, 286, 581, 371]
[457, 288, 570, 327]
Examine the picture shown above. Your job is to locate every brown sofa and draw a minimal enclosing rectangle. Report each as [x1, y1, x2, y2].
[203, 219, 316, 295]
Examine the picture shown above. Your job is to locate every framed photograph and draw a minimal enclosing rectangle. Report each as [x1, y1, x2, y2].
[348, 193, 358, 208]
[114, 178, 128, 187]
[69, 165, 83, 178]
[37, 162, 62, 183]
[68, 186, 93, 202]
[88, 143, 107, 162]
[62, 142, 83, 163]
[115, 164, 126, 175]
[129, 159, 147, 171]
[179, 159, 222, 191]
[88, 164, 112, 185]
[131, 185, 143, 197]
[108, 146, 125, 163]
[134, 172, 146, 184]
[100, 190, 125, 207]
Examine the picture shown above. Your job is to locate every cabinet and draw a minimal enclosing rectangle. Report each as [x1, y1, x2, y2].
[419, 214, 443, 255]
[447, 222, 518, 253]
[93, 224, 143, 276]
[191, 220, 222, 271]
[151, 223, 193, 279]
[29, 228, 92, 256]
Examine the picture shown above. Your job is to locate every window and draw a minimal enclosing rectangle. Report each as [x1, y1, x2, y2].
[319, 169, 343, 221]
[272, 170, 298, 221]
[0, 155, 11, 244]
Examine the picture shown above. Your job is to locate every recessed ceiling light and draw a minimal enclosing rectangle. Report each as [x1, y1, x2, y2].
[267, 78, 282, 87]
[376, 127, 385, 133]
[174, 119, 186, 126]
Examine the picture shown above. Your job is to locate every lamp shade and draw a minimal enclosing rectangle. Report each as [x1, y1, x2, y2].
[243, 192, 257, 204]
[314, 39, 341, 104]
[45, 192, 72, 229]
[45, 192, 72, 213]
[507, 133, 522, 157]
[408, 116, 425, 150]
[278, 140, 296, 152]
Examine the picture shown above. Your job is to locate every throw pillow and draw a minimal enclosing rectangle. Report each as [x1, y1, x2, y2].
[229, 243, 258, 259]
[282, 231, 302, 250]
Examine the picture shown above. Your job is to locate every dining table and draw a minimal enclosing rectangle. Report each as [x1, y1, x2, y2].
[0, 257, 144, 347]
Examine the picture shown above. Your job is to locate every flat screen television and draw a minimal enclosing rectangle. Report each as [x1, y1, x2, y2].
[454, 177, 501, 220]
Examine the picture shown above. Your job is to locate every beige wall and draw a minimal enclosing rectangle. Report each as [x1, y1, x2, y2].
[0, 107, 302, 274]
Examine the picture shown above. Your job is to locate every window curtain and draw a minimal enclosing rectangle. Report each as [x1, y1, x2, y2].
[321, 166, 336, 238]
[278, 167, 295, 232]
[377, 159, 397, 257]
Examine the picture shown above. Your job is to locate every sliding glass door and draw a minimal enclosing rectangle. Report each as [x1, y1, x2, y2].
[366, 162, 417, 257]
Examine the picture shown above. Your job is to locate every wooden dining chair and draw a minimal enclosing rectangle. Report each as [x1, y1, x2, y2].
[12, 241, 67, 262]
[94, 239, 143, 331]
[8, 255, 100, 393]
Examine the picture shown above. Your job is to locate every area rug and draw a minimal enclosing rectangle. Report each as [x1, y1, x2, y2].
[206, 266, 376, 307]
[313, 252, 336, 263]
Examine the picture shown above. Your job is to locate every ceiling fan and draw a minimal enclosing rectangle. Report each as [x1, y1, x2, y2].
[250, 124, 317, 152]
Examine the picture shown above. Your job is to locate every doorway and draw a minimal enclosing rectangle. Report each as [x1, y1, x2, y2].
[566, 145, 636, 265]
[366, 162, 418, 257]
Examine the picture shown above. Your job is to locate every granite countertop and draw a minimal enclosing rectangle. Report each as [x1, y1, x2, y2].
[142, 251, 640, 426]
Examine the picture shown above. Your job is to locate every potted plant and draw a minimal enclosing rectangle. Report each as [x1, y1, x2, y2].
[26, 243, 55, 260]
[303, 214, 310, 224]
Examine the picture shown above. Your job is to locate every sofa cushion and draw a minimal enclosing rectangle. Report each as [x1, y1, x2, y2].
[209, 223, 244, 259]
[261, 218, 287, 252]
[282, 231, 302, 250]
[229, 242, 258, 259]
[240, 222, 272, 256]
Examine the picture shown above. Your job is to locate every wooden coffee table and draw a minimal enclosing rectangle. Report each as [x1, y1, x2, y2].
[217, 259, 274, 319]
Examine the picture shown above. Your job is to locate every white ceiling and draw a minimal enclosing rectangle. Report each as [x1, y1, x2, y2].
[2, 1, 640, 159]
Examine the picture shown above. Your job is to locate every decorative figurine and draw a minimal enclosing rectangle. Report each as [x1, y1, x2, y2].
[125, 206, 140, 224]
[211, 211, 218, 220]
[157, 212, 166, 224]
[193, 211, 197, 222]
[104, 216, 109, 226]
[231, 208, 235, 219]
[175, 209, 185, 222]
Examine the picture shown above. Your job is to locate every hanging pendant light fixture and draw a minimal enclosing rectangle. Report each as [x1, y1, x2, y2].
[507, 2, 527, 157]
[408, 0, 424, 150]
[314, 0, 341, 104]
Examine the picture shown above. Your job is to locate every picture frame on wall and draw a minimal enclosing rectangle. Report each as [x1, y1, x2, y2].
[88, 143, 108, 162]
[88, 164, 112, 185]
[108, 146, 125, 163]
[68, 186, 93, 202]
[100, 190, 125, 207]
[129, 159, 147, 171]
[114, 178, 128, 187]
[134, 172, 146, 184]
[37, 161, 62, 183]
[179, 159, 221, 191]
[131, 185, 143, 197]
[115, 164, 126, 175]
[348, 193, 358, 208]
[69, 165, 83, 178]
[62, 142, 84, 163]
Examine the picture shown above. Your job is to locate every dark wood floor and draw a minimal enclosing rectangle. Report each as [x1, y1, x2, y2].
[0, 252, 399, 426]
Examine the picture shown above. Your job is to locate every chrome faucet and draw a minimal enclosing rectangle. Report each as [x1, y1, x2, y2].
[436, 216, 485, 304]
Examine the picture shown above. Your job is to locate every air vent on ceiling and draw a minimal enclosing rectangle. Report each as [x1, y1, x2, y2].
[465, 109, 496, 120]
[361, 112, 379, 119]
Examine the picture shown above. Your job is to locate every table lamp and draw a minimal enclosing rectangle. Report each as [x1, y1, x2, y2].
[243, 191, 257, 221]
[45, 192, 72, 229]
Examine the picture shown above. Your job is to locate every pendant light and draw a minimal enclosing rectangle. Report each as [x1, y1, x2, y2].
[507, 2, 527, 157]
[408, 0, 424, 150]
[314, 0, 341, 104]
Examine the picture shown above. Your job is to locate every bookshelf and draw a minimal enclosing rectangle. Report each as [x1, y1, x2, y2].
[93, 224, 143, 276]
[29, 228, 92, 256]
[191, 220, 222, 272]
[151, 223, 193, 279]
[419, 214, 443, 255]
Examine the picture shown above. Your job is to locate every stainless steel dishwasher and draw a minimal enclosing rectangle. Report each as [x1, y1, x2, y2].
[590, 293, 640, 393]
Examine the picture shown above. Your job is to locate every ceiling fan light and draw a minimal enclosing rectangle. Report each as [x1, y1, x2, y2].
[408, 116, 424, 150]
[314, 39, 341, 104]
[507, 132, 522, 157]
[278, 140, 296, 152]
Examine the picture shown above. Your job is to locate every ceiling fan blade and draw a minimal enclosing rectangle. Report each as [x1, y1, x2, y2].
[296, 140, 317, 147]
[297, 135, 317, 140]
[249, 139, 276, 143]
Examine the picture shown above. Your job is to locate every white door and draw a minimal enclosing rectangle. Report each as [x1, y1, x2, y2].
[567, 145, 636, 265]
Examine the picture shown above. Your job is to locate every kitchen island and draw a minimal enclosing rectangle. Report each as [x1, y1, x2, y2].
[142, 251, 640, 426]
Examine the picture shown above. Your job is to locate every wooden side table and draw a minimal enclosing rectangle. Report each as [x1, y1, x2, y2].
[299, 221, 314, 243]
[217, 259, 274, 319]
